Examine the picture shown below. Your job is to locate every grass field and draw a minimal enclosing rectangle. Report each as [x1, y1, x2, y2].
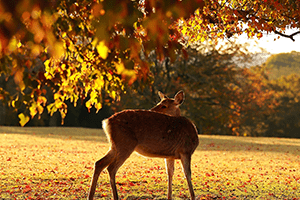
[0, 126, 299, 199]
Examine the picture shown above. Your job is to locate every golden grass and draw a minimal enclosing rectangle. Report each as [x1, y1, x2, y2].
[0, 126, 299, 199]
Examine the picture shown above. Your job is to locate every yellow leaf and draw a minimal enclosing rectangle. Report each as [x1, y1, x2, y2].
[8, 38, 18, 52]
[52, 42, 65, 59]
[30, 102, 38, 118]
[77, 53, 84, 63]
[18, 113, 30, 127]
[96, 40, 109, 59]
[54, 93, 61, 100]
[95, 77, 104, 89]
[44, 59, 52, 79]
[14, 67, 25, 91]
[91, 38, 98, 47]
[90, 90, 97, 100]
[107, 73, 112, 81]
[81, 62, 87, 72]
[59, 109, 67, 125]
[37, 96, 47, 106]
[55, 101, 63, 108]
[95, 102, 102, 112]
[114, 61, 125, 74]
[182, 27, 187, 35]
[85, 100, 92, 109]
[111, 91, 116, 100]
[47, 103, 57, 116]
[12, 100, 16, 107]
[37, 105, 44, 115]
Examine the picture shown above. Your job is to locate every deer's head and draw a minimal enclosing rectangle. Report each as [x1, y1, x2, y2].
[150, 91, 185, 117]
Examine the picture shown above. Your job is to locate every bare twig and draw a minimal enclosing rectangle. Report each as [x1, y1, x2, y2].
[274, 30, 300, 42]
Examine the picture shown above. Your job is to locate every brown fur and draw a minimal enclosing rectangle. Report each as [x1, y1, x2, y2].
[105, 110, 198, 159]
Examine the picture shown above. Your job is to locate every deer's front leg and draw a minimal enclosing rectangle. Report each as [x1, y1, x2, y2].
[165, 158, 175, 200]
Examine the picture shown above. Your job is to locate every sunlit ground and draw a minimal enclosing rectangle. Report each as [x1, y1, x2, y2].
[0, 126, 299, 199]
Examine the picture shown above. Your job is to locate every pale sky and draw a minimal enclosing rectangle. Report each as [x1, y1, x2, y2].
[238, 29, 300, 54]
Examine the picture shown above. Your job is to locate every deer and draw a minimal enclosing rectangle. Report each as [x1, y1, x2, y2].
[87, 91, 199, 200]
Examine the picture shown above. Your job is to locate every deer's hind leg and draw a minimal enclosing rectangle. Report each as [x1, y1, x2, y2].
[180, 153, 195, 200]
[107, 133, 138, 200]
[88, 149, 116, 200]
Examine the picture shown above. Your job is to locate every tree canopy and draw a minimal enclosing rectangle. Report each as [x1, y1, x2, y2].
[1, 0, 300, 126]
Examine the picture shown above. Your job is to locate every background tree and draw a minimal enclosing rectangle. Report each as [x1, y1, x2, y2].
[253, 51, 300, 138]
[262, 74, 300, 138]
[115, 42, 277, 136]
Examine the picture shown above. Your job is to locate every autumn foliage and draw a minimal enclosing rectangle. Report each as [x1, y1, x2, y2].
[1, 0, 300, 127]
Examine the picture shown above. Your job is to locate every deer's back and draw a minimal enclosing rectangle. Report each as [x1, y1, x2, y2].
[103, 110, 199, 159]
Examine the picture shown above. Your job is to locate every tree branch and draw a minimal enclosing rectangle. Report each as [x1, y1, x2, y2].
[274, 30, 300, 42]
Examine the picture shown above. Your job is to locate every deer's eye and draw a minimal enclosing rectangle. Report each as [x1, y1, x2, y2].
[161, 105, 167, 109]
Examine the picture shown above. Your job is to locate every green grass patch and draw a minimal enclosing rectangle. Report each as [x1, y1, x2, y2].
[0, 126, 299, 199]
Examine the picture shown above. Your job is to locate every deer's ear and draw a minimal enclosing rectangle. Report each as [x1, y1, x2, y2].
[174, 91, 185, 105]
[158, 91, 167, 100]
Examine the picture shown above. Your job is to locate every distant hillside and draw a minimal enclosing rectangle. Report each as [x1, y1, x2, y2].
[265, 51, 300, 79]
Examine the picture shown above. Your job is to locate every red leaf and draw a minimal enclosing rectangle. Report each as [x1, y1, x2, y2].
[23, 185, 32, 193]
[129, 182, 135, 186]
[101, 193, 108, 197]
